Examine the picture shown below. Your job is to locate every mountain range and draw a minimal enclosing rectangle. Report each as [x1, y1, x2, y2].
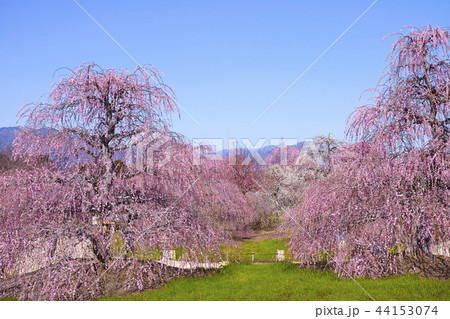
[0, 127, 20, 154]
[0, 127, 305, 160]
[217, 142, 305, 159]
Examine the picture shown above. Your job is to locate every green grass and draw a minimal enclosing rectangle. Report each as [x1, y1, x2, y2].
[100, 262, 450, 301]
[111, 234, 289, 262]
[225, 239, 288, 262]
[3, 239, 448, 301]
[239, 239, 288, 261]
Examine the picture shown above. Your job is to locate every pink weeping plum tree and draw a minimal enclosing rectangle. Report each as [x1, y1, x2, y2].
[249, 137, 342, 230]
[265, 145, 301, 166]
[0, 63, 251, 300]
[284, 26, 450, 278]
[225, 148, 261, 195]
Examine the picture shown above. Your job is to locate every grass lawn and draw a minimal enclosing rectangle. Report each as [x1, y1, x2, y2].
[101, 262, 450, 301]
[3, 239, 448, 301]
[229, 239, 288, 261]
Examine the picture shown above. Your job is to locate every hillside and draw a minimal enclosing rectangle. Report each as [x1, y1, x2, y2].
[0, 127, 20, 154]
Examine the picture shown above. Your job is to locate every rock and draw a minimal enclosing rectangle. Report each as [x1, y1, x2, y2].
[14, 236, 98, 276]
[14, 240, 53, 276]
[53, 237, 98, 260]
[431, 240, 450, 257]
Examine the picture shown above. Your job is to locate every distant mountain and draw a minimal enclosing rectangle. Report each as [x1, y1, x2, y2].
[217, 141, 306, 161]
[0, 126, 308, 164]
[0, 127, 20, 154]
[218, 145, 277, 159]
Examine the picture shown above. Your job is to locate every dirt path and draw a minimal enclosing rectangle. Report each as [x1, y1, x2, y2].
[248, 230, 284, 242]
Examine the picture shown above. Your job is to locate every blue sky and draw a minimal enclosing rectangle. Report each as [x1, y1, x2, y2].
[0, 0, 449, 147]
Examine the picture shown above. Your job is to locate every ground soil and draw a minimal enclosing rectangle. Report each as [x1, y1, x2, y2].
[400, 253, 450, 280]
[234, 229, 284, 242]
[249, 230, 283, 242]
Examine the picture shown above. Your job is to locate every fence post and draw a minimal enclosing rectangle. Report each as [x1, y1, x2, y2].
[276, 250, 285, 262]
[252, 252, 254, 262]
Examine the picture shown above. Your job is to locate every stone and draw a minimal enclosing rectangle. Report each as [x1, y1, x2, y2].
[14, 236, 98, 276]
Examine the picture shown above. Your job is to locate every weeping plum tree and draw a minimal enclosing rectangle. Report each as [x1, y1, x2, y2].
[225, 148, 261, 195]
[14, 63, 179, 196]
[346, 25, 450, 258]
[285, 26, 450, 278]
[9, 63, 181, 263]
[0, 63, 251, 300]
[297, 135, 345, 171]
[251, 137, 342, 229]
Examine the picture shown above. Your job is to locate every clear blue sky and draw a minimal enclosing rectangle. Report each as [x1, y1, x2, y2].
[0, 0, 449, 146]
